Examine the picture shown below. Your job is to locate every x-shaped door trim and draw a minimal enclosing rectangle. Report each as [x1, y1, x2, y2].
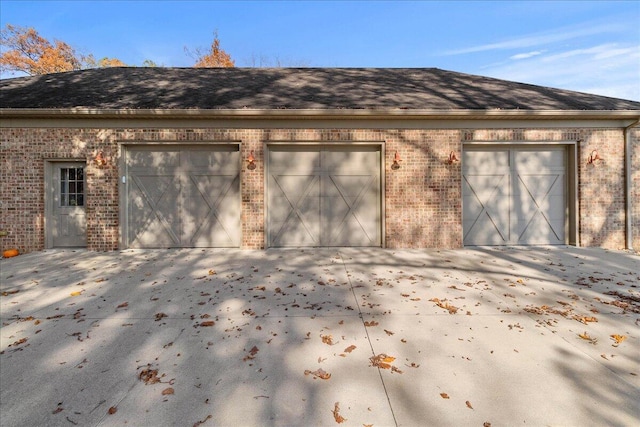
[327, 174, 377, 245]
[271, 174, 320, 245]
[463, 174, 509, 243]
[516, 174, 562, 241]
[130, 175, 181, 246]
[187, 174, 239, 245]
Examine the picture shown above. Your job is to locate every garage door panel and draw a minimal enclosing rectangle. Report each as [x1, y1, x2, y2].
[325, 174, 380, 246]
[463, 147, 566, 246]
[128, 150, 180, 169]
[269, 174, 321, 246]
[464, 150, 510, 173]
[267, 146, 381, 247]
[185, 149, 237, 170]
[183, 174, 240, 247]
[514, 150, 564, 170]
[270, 149, 321, 173]
[516, 211, 564, 244]
[126, 146, 240, 248]
[128, 175, 181, 248]
[324, 149, 379, 173]
[464, 212, 510, 245]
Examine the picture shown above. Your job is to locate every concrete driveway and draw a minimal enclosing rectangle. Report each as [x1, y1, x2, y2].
[1, 247, 638, 427]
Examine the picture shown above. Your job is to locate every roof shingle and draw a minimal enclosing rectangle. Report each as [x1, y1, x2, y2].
[1, 67, 639, 111]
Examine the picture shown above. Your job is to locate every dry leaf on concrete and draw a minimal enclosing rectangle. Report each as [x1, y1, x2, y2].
[321, 334, 334, 345]
[611, 334, 627, 346]
[332, 402, 346, 424]
[304, 368, 331, 380]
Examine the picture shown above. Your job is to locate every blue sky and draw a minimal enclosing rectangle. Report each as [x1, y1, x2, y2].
[2, 0, 639, 100]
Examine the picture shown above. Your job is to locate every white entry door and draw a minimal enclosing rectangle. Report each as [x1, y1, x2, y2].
[463, 147, 566, 245]
[48, 162, 87, 247]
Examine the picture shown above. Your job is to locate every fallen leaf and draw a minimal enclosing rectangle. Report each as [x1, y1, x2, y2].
[321, 334, 334, 345]
[466, 400, 473, 409]
[391, 366, 403, 374]
[161, 387, 174, 395]
[199, 321, 215, 327]
[384, 329, 394, 336]
[440, 393, 450, 399]
[429, 298, 458, 314]
[9, 337, 27, 347]
[116, 302, 128, 309]
[578, 331, 597, 344]
[155, 313, 168, 321]
[139, 367, 161, 384]
[369, 354, 397, 370]
[108, 407, 117, 415]
[304, 368, 331, 380]
[332, 402, 346, 424]
[611, 334, 627, 346]
[1, 289, 19, 296]
[364, 321, 379, 327]
[243, 346, 259, 361]
[208, 269, 216, 275]
[70, 291, 83, 297]
[344, 345, 356, 353]
[193, 415, 213, 427]
[484, 423, 492, 427]
[574, 315, 598, 324]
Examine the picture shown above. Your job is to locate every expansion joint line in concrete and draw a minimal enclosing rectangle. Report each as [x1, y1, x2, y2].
[337, 251, 399, 427]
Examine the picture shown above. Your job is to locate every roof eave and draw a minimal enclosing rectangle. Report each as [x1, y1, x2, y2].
[1, 108, 639, 121]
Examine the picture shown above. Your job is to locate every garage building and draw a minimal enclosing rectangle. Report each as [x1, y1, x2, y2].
[1, 68, 639, 252]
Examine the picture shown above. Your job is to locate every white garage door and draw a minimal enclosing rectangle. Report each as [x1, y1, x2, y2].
[463, 146, 566, 245]
[267, 145, 381, 247]
[125, 146, 240, 248]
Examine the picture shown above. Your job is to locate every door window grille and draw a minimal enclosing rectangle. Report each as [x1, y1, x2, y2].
[60, 167, 84, 206]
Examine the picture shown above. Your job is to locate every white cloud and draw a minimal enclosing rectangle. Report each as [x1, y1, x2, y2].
[443, 22, 623, 55]
[480, 43, 640, 101]
[510, 50, 545, 60]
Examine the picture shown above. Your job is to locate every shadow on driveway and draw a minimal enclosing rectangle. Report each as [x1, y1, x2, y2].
[1, 247, 638, 426]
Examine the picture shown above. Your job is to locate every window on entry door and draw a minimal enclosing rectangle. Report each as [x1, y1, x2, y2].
[60, 167, 84, 207]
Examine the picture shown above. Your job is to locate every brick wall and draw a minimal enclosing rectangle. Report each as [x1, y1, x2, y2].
[0, 126, 633, 253]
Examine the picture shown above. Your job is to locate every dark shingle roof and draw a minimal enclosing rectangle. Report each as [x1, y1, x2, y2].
[1, 67, 639, 111]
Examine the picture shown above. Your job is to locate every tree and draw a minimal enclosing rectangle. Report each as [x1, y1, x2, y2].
[84, 55, 128, 69]
[0, 24, 84, 75]
[142, 59, 160, 67]
[186, 31, 235, 68]
[0, 24, 128, 75]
